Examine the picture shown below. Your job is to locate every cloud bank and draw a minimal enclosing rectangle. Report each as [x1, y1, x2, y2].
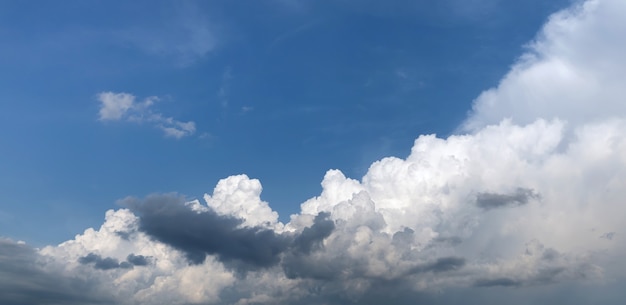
[97, 92, 196, 139]
[6, 0, 626, 304]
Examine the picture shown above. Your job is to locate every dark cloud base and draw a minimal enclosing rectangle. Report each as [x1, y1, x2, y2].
[79, 253, 152, 270]
[475, 188, 540, 210]
[120, 194, 335, 274]
[0, 239, 112, 305]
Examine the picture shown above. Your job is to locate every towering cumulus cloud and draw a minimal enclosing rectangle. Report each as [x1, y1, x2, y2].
[4, 0, 626, 304]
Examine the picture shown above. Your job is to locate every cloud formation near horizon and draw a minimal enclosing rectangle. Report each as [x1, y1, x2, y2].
[6, 0, 626, 304]
[97, 92, 196, 139]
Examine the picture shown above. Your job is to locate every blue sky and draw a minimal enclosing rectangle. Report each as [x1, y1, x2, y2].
[0, 0, 570, 245]
[3, 1, 626, 304]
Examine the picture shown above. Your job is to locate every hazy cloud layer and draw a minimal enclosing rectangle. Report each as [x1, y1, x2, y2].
[8, 0, 626, 304]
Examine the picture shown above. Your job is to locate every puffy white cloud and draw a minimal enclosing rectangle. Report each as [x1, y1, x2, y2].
[96, 92, 196, 139]
[98, 92, 135, 120]
[463, 0, 626, 131]
[6, 0, 626, 304]
[27, 117, 625, 304]
[203, 175, 283, 230]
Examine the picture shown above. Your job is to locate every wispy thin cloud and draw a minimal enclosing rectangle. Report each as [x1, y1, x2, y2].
[218, 66, 233, 107]
[97, 92, 196, 139]
[116, 2, 217, 66]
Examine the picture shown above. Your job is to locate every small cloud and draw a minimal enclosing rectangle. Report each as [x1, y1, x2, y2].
[96, 91, 196, 139]
[476, 188, 540, 210]
[160, 125, 195, 139]
[600, 232, 616, 240]
[198, 132, 214, 140]
[78, 253, 133, 270]
[98, 92, 134, 121]
[241, 106, 253, 113]
[126, 254, 152, 266]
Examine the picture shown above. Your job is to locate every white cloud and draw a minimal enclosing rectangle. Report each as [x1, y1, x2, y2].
[30, 115, 626, 304]
[203, 175, 282, 230]
[98, 92, 135, 121]
[96, 92, 196, 139]
[462, 0, 626, 131]
[6, 0, 626, 304]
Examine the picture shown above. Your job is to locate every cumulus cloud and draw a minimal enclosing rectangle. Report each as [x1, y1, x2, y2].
[97, 92, 196, 139]
[10, 0, 626, 304]
[462, 0, 626, 131]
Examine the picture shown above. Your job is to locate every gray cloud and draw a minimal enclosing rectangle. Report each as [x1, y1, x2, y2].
[473, 243, 572, 289]
[120, 194, 334, 271]
[0, 239, 109, 305]
[79, 253, 133, 270]
[474, 277, 521, 287]
[431, 236, 463, 247]
[1, 233, 619, 305]
[281, 253, 339, 281]
[115, 231, 133, 240]
[126, 254, 151, 266]
[533, 267, 566, 284]
[276, 256, 465, 305]
[600, 232, 616, 240]
[121, 194, 290, 268]
[291, 212, 334, 254]
[476, 188, 539, 210]
[474, 267, 566, 289]
[417, 256, 466, 273]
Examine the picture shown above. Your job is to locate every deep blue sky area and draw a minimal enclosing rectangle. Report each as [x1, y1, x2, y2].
[0, 0, 571, 245]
